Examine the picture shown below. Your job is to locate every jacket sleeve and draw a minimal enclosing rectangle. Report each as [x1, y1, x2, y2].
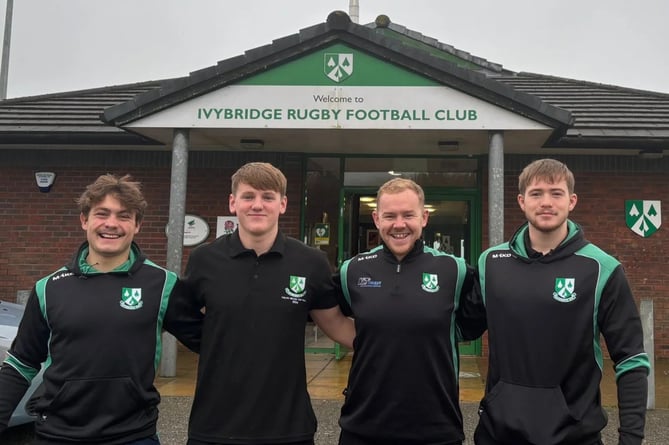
[616, 368, 647, 445]
[163, 279, 204, 354]
[455, 265, 487, 341]
[597, 265, 649, 445]
[0, 289, 48, 432]
[0, 366, 30, 433]
[332, 268, 353, 317]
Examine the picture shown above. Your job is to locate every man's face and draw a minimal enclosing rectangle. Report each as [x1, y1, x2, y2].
[80, 195, 140, 261]
[372, 189, 428, 261]
[229, 183, 286, 238]
[518, 177, 577, 234]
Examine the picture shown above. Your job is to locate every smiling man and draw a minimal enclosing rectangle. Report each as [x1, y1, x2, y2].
[0, 174, 203, 444]
[182, 162, 354, 445]
[334, 177, 485, 445]
[475, 159, 651, 445]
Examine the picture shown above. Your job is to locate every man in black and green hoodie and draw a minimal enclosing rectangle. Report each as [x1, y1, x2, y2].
[0, 174, 203, 444]
[475, 159, 650, 445]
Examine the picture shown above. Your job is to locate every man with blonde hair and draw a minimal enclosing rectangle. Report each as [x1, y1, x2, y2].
[335, 177, 485, 445]
[184, 162, 355, 445]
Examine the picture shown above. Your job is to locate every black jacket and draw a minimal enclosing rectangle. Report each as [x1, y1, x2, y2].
[336, 240, 485, 443]
[0, 242, 202, 443]
[476, 221, 650, 445]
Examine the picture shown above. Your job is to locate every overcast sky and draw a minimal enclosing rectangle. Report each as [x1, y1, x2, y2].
[2, 0, 668, 99]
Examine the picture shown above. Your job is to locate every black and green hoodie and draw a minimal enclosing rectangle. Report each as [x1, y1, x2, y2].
[0, 242, 202, 443]
[476, 220, 650, 445]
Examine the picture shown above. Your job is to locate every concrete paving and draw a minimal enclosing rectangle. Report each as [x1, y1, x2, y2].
[2, 397, 668, 444]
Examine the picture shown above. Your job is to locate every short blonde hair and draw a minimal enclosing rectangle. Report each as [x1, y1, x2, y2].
[377, 178, 425, 206]
[231, 162, 287, 196]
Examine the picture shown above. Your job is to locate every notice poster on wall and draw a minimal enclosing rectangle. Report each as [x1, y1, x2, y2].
[216, 216, 239, 237]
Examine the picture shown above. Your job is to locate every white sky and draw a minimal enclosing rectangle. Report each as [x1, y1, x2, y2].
[2, 0, 669, 99]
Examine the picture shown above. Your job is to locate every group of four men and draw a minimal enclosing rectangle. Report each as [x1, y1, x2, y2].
[0, 158, 650, 445]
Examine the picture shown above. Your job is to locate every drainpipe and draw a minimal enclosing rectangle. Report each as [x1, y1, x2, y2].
[160, 128, 189, 377]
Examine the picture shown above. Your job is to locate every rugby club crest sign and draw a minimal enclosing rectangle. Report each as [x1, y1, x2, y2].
[625, 200, 661, 238]
[324, 53, 353, 83]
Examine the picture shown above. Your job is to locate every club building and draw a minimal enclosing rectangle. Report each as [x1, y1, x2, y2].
[1, 11, 668, 367]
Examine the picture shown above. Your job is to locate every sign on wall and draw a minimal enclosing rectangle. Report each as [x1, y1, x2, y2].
[166, 214, 210, 246]
[626, 200, 661, 238]
[216, 216, 239, 237]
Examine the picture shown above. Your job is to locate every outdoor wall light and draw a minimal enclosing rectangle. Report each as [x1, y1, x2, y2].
[35, 171, 56, 193]
[437, 140, 459, 152]
[240, 138, 264, 150]
[638, 149, 664, 160]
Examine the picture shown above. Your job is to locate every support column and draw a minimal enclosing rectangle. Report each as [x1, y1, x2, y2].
[641, 299, 655, 409]
[160, 128, 189, 377]
[488, 131, 505, 248]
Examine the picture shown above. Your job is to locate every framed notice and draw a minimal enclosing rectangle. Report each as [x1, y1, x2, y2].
[366, 229, 380, 250]
[216, 216, 239, 237]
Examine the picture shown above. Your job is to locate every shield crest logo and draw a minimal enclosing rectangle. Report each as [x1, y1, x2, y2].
[289, 275, 306, 294]
[626, 200, 661, 238]
[324, 53, 353, 83]
[421, 273, 440, 293]
[120, 287, 143, 310]
[553, 278, 576, 303]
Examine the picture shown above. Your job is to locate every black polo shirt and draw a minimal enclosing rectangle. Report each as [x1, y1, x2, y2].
[183, 230, 337, 444]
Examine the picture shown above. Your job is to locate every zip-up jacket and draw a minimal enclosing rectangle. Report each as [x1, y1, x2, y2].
[0, 242, 203, 443]
[476, 220, 650, 445]
[336, 240, 485, 443]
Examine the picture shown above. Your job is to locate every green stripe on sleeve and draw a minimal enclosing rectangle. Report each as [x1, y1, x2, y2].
[615, 353, 651, 380]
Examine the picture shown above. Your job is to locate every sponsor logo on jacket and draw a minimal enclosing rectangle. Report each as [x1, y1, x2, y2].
[491, 252, 512, 259]
[52, 272, 74, 281]
[357, 277, 382, 288]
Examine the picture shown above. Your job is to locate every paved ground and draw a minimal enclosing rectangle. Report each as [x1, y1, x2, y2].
[2, 397, 668, 444]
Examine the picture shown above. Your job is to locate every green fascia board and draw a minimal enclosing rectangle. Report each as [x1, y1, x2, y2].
[238, 43, 440, 87]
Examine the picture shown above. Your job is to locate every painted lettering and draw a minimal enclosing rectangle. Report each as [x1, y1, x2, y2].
[312, 94, 353, 103]
[434, 109, 478, 121]
[197, 108, 282, 120]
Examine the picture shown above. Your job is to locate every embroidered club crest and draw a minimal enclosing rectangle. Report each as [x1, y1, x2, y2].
[120, 288, 143, 310]
[324, 53, 353, 83]
[553, 278, 576, 303]
[626, 200, 661, 238]
[286, 275, 307, 298]
[421, 273, 440, 293]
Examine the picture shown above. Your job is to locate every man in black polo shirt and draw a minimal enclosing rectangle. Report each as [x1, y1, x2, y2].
[183, 162, 355, 445]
